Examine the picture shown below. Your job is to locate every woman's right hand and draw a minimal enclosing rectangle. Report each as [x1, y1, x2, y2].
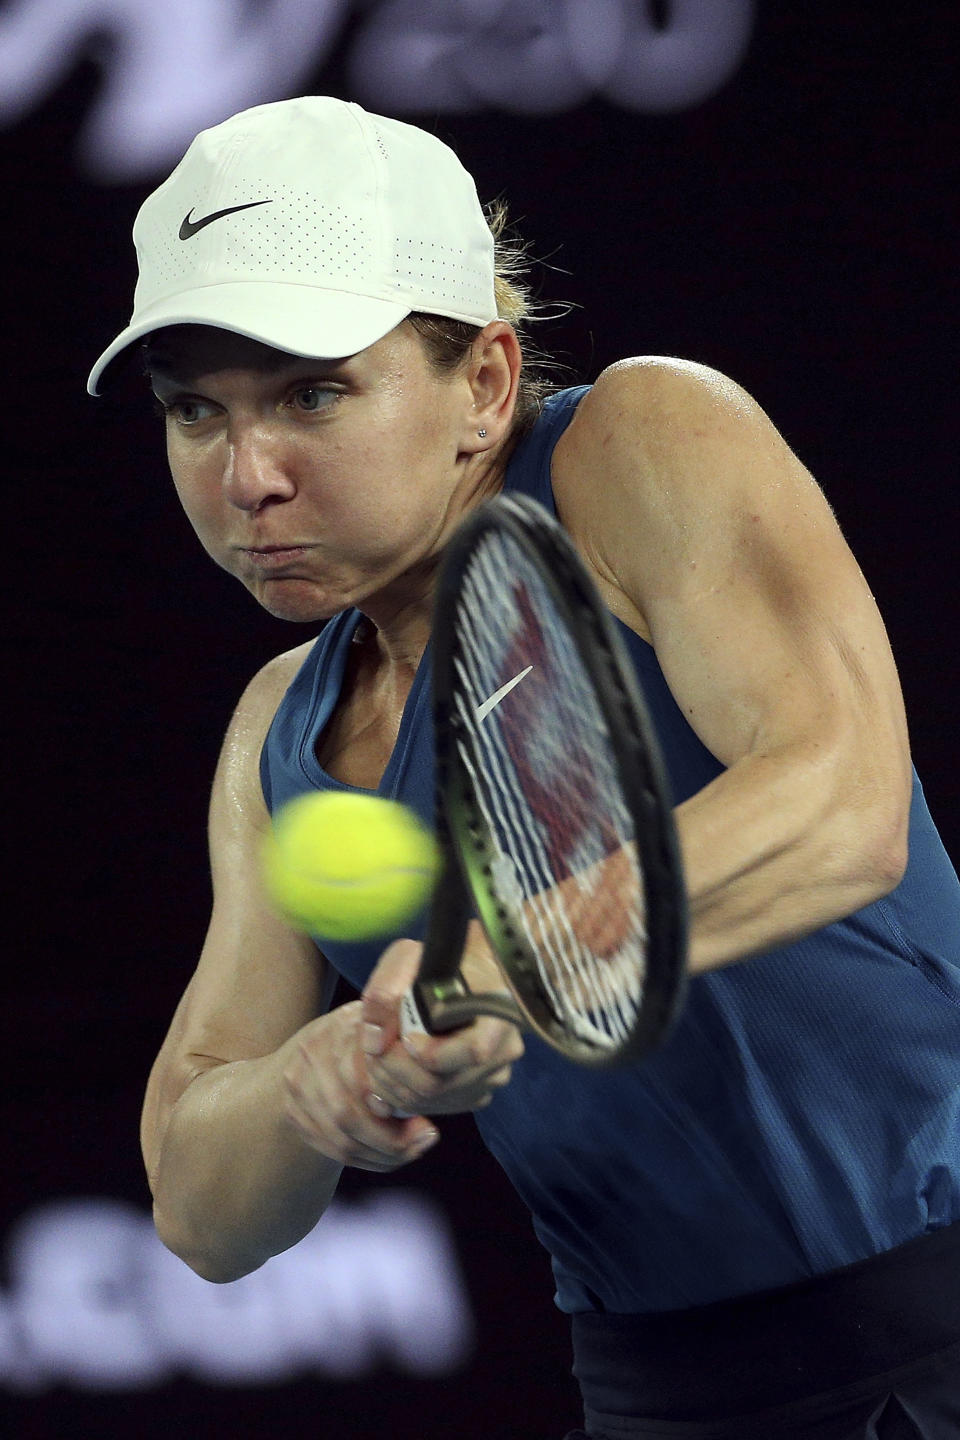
[281, 1000, 441, 1171]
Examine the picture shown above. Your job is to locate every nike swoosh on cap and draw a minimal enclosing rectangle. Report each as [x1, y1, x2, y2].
[178, 200, 272, 240]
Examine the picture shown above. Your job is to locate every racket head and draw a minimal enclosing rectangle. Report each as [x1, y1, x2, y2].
[425, 492, 688, 1067]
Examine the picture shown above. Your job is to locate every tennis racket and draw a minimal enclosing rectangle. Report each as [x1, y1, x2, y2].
[401, 492, 687, 1067]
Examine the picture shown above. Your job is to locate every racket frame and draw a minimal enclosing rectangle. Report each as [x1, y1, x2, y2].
[411, 492, 688, 1066]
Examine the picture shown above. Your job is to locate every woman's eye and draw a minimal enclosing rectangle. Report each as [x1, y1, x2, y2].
[291, 386, 339, 413]
[160, 397, 211, 426]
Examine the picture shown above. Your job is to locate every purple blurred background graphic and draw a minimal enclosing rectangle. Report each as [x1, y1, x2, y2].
[2, 3, 955, 1436]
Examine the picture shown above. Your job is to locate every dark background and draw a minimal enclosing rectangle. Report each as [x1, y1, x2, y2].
[3, 2, 956, 1436]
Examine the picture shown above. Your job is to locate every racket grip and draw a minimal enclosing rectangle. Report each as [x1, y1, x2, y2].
[390, 988, 427, 1118]
[399, 987, 427, 1037]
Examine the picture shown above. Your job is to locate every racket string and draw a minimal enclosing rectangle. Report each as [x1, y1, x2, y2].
[452, 533, 648, 1049]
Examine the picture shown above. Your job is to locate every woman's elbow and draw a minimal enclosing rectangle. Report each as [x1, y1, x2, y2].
[860, 771, 911, 900]
[152, 1202, 257, 1285]
[872, 809, 909, 896]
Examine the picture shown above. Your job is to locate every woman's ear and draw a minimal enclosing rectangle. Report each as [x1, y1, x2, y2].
[460, 321, 522, 453]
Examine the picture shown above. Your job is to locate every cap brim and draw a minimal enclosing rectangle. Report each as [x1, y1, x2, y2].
[86, 283, 414, 394]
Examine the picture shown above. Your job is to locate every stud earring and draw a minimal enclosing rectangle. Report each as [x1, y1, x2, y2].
[478, 428, 487, 438]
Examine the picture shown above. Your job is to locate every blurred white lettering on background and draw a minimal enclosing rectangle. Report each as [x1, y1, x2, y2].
[0, 1193, 474, 1391]
[0, 0, 754, 180]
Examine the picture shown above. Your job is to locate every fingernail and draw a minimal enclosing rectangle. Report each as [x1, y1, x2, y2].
[410, 1128, 439, 1156]
[363, 1023, 384, 1056]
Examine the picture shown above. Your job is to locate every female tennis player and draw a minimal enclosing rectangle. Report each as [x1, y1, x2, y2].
[89, 98, 960, 1438]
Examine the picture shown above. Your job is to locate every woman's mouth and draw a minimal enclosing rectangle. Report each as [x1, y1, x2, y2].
[240, 545, 310, 567]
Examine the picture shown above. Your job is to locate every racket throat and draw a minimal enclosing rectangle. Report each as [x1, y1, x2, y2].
[412, 976, 523, 1035]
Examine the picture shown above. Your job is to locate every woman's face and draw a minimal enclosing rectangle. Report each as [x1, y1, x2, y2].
[148, 323, 489, 625]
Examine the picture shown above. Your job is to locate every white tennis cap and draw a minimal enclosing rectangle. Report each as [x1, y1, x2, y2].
[87, 96, 498, 394]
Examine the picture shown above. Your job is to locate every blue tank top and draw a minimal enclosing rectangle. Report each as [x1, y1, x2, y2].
[262, 388, 960, 1314]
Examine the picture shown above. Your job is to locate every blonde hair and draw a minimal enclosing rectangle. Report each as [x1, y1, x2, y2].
[407, 200, 558, 432]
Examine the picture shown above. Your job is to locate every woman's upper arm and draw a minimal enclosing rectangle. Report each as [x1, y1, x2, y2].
[142, 643, 324, 1162]
[554, 357, 910, 784]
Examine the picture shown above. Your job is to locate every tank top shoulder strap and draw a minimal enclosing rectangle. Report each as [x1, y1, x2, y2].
[259, 610, 357, 813]
[502, 386, 591, 514]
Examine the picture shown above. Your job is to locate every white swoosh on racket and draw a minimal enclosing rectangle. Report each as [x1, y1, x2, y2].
[475, 666, 533, 721]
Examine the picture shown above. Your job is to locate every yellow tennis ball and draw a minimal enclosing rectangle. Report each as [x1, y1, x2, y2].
[261, 791, 440, 941]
